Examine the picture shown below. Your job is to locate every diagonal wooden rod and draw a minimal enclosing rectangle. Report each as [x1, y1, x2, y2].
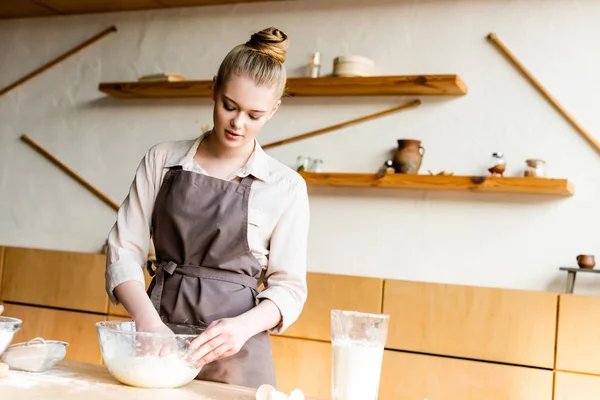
[487, 32, 600, 155]
[261, 99, 422, 149]
[20, 134, 120, 211]
[1, 25, 117, 96]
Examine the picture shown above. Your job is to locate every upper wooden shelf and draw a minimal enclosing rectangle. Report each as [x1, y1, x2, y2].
[299, 171, 574, 197]
[98, 75, 468, 99]
[0, 0, 286, 20]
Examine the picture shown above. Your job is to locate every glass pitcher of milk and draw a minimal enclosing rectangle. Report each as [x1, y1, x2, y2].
[330, 310, 390, 400]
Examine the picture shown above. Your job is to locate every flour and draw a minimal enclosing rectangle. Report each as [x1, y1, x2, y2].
[105, 354, 200, 389]
[2, 371, 41, 388]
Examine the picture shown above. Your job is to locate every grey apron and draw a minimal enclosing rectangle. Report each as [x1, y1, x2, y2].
[145, 165, 277, 388]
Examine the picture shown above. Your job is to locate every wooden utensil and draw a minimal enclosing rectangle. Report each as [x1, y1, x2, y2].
[487, 32, 600, 156]
[1, 26, 117, 96]
[20, 134, 119, 211]
[261, 99, 421, 149]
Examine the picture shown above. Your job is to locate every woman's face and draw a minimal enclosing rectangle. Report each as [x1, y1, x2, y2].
[212, 74, 280, 151]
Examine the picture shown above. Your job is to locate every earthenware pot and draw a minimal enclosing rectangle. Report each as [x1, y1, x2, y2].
[577, 254, 595, 269]
[392, 139, 425, 174]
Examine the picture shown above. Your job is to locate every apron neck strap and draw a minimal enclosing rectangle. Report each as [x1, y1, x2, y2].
[239, 174, 255, 188]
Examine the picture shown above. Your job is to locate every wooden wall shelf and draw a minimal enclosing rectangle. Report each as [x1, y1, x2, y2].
[299, 171, 575, 196]
[98, 75, 467, 98]
[0, 0, 286, 20]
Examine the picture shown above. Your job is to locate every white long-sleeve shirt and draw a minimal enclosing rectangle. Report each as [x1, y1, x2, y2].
[105, 133, 310, 334]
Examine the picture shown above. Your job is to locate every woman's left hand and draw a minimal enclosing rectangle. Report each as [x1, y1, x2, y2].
[187, 317, 253, 369]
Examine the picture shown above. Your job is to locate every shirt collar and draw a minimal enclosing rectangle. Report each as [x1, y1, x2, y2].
[167, 131, 271, 182]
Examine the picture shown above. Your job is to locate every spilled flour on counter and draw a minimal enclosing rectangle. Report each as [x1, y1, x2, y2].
[2, 365, 224, 400]
[105, 354, 200, 388]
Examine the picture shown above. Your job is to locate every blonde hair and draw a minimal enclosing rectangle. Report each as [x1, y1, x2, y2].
[215, 27, 288, 99]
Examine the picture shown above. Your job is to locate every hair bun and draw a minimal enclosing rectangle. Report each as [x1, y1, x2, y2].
[245, 27, 288, 64]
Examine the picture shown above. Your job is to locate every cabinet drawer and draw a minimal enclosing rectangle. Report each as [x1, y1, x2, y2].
[554, 371, 600, 400]
[382, 279, 557, 367]
[3, 304, 105, 365]
[271, 336, 331, 400]
[1, 246, 108, 314]
[556, 294, 600, 374]
[380, 351, 553, 400]
[280, 272, 383, 342]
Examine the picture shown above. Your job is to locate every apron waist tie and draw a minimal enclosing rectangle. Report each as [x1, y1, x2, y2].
[146, 260, 259, 314]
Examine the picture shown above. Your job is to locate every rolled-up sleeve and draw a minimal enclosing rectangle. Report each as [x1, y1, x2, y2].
[105, 147, 159, 305]
[257, 178, 310, 334]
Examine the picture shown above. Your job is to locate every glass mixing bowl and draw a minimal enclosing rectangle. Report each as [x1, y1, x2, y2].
[96, 320, 204, 389]
[0, 316, 22, 356]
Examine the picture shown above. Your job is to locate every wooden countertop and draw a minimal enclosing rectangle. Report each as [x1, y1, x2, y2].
[0, 360, 316, 399]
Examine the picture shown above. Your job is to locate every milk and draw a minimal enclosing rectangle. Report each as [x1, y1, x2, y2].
[332, 340, 384, 400]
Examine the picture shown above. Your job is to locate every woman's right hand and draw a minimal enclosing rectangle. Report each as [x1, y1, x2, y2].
[135, 318, 176, 356]
[113, 281, 177, 355]
[135, 318, 174, 335]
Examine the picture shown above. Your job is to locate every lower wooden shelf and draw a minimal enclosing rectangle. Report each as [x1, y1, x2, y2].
[299, 172, 575, 196]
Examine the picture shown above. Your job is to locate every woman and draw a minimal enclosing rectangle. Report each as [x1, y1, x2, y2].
[105, 27, 309, 389]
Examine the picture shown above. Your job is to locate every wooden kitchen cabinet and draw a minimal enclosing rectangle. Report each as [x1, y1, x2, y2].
[1, 246, 109, 314]
[0, 246, 5, 295]
[280, 272, 383, 342]
[3, 304, 106, 365]
[383, 279, 558, 368]
[555, 294, 600, 374]
[270, 336, 331, 400]
[380, 350, 553, 400]
[554, 371, 600, 400]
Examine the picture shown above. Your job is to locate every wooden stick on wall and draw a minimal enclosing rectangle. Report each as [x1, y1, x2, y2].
[20, 134, 119, 211]
[20, 134, 158, 259]
[262, 99, 421, 150]
[1, 26, 117, 96]
[487, 32, 600, 156]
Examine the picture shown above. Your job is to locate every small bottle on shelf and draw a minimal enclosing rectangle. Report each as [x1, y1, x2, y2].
[308, 52, 321, 78]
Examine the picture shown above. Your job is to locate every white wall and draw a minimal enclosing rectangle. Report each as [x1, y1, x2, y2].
[1, 0, 599, 295]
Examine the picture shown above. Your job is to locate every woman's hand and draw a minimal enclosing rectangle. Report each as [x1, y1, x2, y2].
[187, 317, 253, 369]
[135, 318, 175, 356]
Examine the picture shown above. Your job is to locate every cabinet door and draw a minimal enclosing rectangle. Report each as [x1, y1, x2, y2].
[3, 304, 105, 364]
[271, 336, 331, 400]
[383, 279, 558, 368]
[1, 246, 108, 314]
[554, 371, 600, 400]
[380, 351, 553, 400]
[280, 273, 383, 342]
[0, 246, 5, 295]
[556, 294, 600, 374]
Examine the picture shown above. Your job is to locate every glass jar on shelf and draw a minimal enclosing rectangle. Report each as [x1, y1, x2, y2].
[296, 155, 311, 172]
[524, 159, 547, 178]
[308, 158, 323, 172]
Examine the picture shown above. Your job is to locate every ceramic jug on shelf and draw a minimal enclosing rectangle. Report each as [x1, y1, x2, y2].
[392, 139, 425, 174]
